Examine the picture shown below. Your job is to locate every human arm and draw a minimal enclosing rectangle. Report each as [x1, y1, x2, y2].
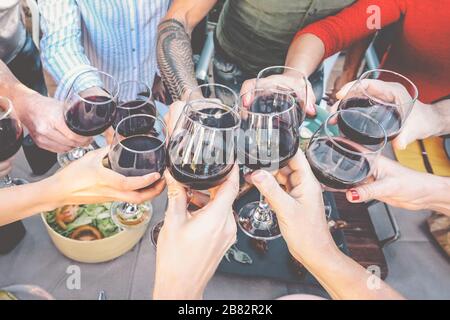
[38, 0, 101, 100]
[325, 36, 373, 105]
[153, 166, 239, 299]
[156, 0, 217, 101]
[0, 147, 165, 226]
[250, 151, 403, 299]
[345, 156, 450, 216]
[0, 61, 91, 152]
[286, 0, 403, 78]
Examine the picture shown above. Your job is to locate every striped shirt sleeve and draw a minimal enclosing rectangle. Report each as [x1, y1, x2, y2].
[39, 0, 101, 99]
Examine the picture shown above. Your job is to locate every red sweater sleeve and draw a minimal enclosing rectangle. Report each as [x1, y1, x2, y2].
[296, 0, 406, 58]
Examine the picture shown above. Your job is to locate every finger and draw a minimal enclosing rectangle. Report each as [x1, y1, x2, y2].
[32, 134, 74, 153]
[345, 180, 391, 203]
[204, 165, 240, 215]
[305, 82, 316, 116]
[240, 79, 257, 108]
[166, 101, 185, 135]
[251, 170, 296, 216]
[164, 170, 187, 220]
[133, 179, 166, 203]
[335, 81, 357, 100]
[55, 121, 92, 146]
[121, 172, 162, 191]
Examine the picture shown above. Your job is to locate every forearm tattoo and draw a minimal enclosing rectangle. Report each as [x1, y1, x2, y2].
[157, 19, 198, 101]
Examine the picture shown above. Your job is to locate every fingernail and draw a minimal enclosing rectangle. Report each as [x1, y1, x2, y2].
[252, 170, 267, 183]
[349, 189, 360, 201]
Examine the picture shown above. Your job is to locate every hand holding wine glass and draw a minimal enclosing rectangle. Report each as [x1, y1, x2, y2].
[306, 110, 387, 192]
[332, 69, 418, 143]
[153, 166, 239, 300]
[108, 114, 167, 228]
[240, 65, 316, 116]
[345, 155, 450, 215]
[50, 147, 164, 206]
[250, 151, 334, 264]
[58, 70, 119, 166]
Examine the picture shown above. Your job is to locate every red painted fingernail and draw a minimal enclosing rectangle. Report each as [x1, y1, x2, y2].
[349, 189, 360, 201]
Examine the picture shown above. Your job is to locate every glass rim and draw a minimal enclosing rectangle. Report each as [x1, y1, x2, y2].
[358, 69, 419, 107]
[322, 109, 387, 155]
[114, 114, 167, 154]
[239, 87, 297, 117]
[187, 83, 239, 108]
[0, 96, 13, 121]
[72, 70, 120, 105]
[182, 100, 241, 131]
[117, 80, 153, 110]
[257, 65, 308, 80]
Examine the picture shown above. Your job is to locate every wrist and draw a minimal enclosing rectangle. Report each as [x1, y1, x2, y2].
[425, 175, 450, 214]
[290, 235, 339, 267]
[10, 84, 40, 119]
[42, 173, 68, 209]
[153, 272, 205, 300]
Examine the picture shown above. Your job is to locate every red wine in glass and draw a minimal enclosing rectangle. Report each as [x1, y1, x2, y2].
[65, 95, 117, 136]
[243, 124, 300, 171]
[167, 106, 239, 190]
[0, 118, 23, 161]
[339, 97, 402, 141]
[167, 152, 234, 190]
[306, 138, 371, 190]
[113, 100, 157, 132]
[109, 135, 166, 178]
[241, 95, 300, 171]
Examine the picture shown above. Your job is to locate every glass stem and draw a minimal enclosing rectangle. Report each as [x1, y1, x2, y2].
[122, 203, 138, 217]
[69, 147, 86, 161]
[2, 175, 13, 187]
[254, 193, 272, 223]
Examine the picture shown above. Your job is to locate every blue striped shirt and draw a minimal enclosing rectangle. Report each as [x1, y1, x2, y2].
[39, 0, 170, 100]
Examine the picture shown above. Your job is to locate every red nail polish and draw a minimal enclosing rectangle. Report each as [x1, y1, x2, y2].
[350, 189, 360, 201]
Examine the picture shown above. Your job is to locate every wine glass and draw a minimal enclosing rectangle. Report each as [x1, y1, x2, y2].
[0, 96, 28, 187]
[256, 65, 308, 124]
[108, 114, 167, 229]
[151, 83, 240, 247]
[0, 285, 54, 300]
[306, 110, 387, 192]
[337, 69, 418, 141]
[237, 87, 300, 240]
[57, 70, 119, 167]
[113, 80, 157, 129]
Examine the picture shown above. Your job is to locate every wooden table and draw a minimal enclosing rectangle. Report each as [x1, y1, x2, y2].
[334, 193, 388, 279]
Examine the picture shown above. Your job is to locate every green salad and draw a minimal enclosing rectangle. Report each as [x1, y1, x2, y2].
[45, 203, 120, 241]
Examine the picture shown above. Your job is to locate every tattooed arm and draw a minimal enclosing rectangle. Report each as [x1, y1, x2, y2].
[157, 0, 217, 101]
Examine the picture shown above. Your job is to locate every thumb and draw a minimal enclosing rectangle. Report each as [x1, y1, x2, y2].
[391, 131, 408, 150]
[346, 180, 389, 203]
[251, 170, 296, 215]
[335, 81, 356, 100]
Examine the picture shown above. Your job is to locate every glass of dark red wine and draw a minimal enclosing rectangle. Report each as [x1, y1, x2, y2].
[151, 83, 240, 247]
[109, 114, 167, 229]
[337, 69, 418, 141]
[306, 110, 387, 192]
[0, 96, 28, 187]
[237, 88, 300, 240]
[58, 70, 119, 167]
[113, 80, 157, 130]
